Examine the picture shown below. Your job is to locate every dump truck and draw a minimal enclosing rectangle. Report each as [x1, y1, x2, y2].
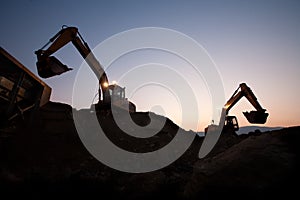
[0, 47, 51, 124]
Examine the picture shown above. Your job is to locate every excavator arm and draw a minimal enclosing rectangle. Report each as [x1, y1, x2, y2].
[224, 83, 268, 124]
[35, 26, 109, 102]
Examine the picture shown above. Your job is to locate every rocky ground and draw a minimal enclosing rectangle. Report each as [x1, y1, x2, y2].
[0, 102, 299, 199]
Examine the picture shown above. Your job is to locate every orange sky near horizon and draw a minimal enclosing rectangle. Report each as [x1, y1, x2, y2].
[1, 1, 299, 132]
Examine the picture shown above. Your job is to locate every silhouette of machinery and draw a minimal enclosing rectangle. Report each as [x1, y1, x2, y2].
[35, 26, 136, 112]
[205, 83, 269, 133]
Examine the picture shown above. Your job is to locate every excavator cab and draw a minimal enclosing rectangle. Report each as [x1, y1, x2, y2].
[205, 115, 239, 134]
[224, 116, 239, 131]
[108, 84, 125, 102]
[107, 84, 136, 112]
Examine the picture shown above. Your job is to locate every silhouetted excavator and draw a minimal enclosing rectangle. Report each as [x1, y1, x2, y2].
[205, 83, 269, 134]
[35, 26, 136, 112]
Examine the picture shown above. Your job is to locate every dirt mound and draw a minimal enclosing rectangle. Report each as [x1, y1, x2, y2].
[184, 127, 300, 199]
[0, 102, 299, 199]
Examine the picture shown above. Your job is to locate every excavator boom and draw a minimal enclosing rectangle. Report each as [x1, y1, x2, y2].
[35, 26, 109, 102]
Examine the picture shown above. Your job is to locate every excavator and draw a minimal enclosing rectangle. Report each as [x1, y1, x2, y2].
[205, 83, 269, 134]
[35, 26, 136, 112]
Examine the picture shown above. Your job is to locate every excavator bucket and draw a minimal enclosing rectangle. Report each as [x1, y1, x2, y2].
[243, 110, 269, 124]
[36, 56, 72, 78]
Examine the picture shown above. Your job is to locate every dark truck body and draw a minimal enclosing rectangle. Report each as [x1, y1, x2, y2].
[0, 47, 51, 122]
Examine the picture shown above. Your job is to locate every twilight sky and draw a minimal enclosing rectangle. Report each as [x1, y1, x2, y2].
[1, 0, 299, 131]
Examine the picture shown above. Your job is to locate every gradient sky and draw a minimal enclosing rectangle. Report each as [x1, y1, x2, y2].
[1, 0, 299, 131]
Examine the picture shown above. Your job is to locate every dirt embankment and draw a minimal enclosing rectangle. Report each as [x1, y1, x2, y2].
[0, 102, 299, 199]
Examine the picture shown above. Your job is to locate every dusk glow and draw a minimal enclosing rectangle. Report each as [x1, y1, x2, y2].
[1, 0, 299, 131]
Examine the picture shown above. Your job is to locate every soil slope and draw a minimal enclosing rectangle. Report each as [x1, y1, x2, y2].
[0, 102, 299, 199]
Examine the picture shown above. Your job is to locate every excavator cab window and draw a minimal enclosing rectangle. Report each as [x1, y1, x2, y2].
[108, 85, 125, 102]
[225, 116, 239, 131]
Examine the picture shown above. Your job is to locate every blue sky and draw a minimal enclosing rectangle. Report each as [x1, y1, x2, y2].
[1, 0, 300, 131]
